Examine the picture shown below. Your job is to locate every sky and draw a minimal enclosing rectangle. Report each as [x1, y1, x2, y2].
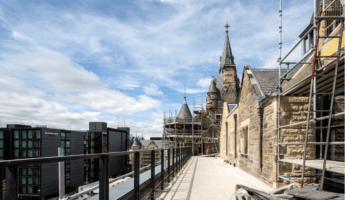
[0, 0, 316, 139]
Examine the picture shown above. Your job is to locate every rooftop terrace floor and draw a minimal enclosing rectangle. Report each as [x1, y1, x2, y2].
[157, 156, 273, 200]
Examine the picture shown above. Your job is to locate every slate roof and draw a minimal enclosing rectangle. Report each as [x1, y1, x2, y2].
[177, 97, 193, 120]
[208, 77, 218, 93]
[251, 68, 287, 96]
[140, 140, 163, 150]
[227, 104, 236, 113]
[132, 137, 141, 147]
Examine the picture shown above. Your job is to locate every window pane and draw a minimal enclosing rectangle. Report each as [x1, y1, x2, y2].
[0, 140, 3, 148]
[0, 131, 3, 139]
[22, 150, 27, 157]
[28, 150, 33, 157]
[28, 186, 33, 193]
[22, 177, 26, 184]
[61, 132, 66, 139]
[0, 149, 2, 157]
[28, 168, 33, 175]
[14, 150, 19, 157]
[61, 141, 65, 148]
[35, 130, 40, 139]
[21, 186, 27, 194]
[14, 131, 20, 139]
[66, 133, 70, 140]
[28, 177, 33, 185]
[22, 131, 27, 139]
[66, 172, 70, 179]
[34, 177, 39, 184]
[28, 141, 33, 148]
[22, 141, 27, 148]
[91, 141, 95, 147]
[14, 140, 19, 148]
[22, 168, 27, 175]
[66, 149, 70, 155]
[35, 150, 39, 157]
[28, 131, 33, 139]
[66, 141, 70, 148]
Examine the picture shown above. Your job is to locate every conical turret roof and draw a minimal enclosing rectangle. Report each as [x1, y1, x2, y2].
[208, 77, 218, 93]
[177, 97, 192, 120]
[132, 137, 141, 147]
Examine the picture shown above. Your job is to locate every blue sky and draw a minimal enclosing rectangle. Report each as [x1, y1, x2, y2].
[0, 0, 315, 138]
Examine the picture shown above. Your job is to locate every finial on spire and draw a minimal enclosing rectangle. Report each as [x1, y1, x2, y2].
[224, 16, 230, 34]
[184, 85, 186, 100]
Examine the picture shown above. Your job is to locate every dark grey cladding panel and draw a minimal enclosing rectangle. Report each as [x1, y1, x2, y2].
[41, 129, 61, 157]
[41, 163, 59, 197]
[108, 130, 125, 177]
[89, 122, 107, 132]
[70, 159, 84, 188]
[71, 131, 84, 155]
[70, 131, 84, 188]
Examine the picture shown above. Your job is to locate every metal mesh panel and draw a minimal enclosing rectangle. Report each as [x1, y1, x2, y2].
[322, 0, 344, 36]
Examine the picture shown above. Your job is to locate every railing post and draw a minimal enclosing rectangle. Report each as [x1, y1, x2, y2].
[176, 148, 179, 175]
[134, 152, 140, 200]
[58, 147, 65, 200]
[161, 149, 164, 190]
[180, 148, 183, 171]
[168, 149, 170, 183]
[151, 150, 155, 200]
[99, 155, 109, 200]
[172, 149, 175, 177]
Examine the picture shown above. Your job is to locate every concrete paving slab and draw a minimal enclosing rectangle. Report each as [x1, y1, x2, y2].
[159, 156, 274, 200]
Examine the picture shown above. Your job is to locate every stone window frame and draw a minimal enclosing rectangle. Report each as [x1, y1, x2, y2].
[215, 114, 222, 124]
[241, 126, 249, 156]
[229, 131, 235, 155]
[225, 122, 228, 156]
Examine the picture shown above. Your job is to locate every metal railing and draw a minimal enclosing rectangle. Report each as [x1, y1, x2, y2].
[0, 147, 192, 200]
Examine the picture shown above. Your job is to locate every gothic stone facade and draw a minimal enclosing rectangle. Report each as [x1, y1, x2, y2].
[220, 67, 318, 188]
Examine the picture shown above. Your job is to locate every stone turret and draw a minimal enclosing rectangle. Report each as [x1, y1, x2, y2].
[206, 77, 219, 111]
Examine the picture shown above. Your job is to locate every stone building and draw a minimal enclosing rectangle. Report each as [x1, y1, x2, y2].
[220, 1, 344, 191]
[163, 20, 240, 155]
[140, 140, 162, 167]
[219, 66, 317, 188]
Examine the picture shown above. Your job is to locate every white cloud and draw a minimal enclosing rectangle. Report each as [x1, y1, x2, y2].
[62, 88, 161, 116]
[0, 75, 49, 99]
[197, 77, 212, 88]
[143, 83, 163, 96]
[14, 50, 102, 92]
[0, 91, 93, 130]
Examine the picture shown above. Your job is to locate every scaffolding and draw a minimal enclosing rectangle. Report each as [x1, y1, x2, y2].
[163, 100, 218, 155]
[277, 0, 344, 190]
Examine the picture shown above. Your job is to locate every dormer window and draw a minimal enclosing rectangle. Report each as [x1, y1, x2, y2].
[301, 29, 314, 56]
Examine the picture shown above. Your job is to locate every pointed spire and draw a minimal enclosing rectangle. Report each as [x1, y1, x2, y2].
[220, 17, 235, 71]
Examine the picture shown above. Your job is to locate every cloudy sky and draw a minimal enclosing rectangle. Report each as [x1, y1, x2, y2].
[0, 0, 315, 138]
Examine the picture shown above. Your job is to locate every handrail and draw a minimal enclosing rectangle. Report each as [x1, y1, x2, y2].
[0, 146, 192, 200]
[0, 147, 190, 166]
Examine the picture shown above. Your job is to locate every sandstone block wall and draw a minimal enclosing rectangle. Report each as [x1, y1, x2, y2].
[223, 66, 238, 104]
[237, 69, 261, 177]
[279, 96, 316, 185]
